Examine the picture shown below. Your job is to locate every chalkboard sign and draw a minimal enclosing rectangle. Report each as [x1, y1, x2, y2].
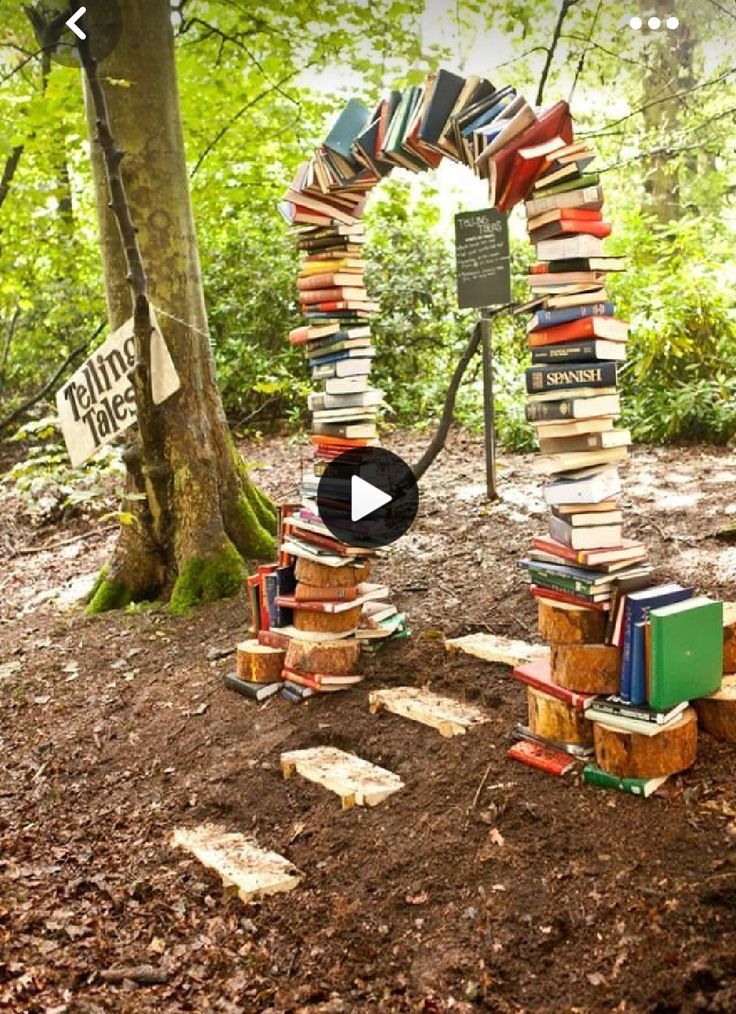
[454, 208, 511, 309]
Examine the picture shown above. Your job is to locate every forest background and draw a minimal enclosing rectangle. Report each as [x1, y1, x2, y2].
[1, 0, 735, 514]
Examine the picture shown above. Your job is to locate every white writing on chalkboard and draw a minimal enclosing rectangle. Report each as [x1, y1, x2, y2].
[454, 208, 511, 310]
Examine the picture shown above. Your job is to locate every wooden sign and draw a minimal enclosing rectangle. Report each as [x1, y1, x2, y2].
[455, 208, 511, 309]
[56, 314, 180, 466]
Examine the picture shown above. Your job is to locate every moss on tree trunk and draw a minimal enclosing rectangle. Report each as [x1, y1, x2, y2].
[83, 0, 276, 614]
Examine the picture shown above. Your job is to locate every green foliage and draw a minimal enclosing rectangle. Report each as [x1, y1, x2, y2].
[2, 0, 736, 459]
[609, 213, 736, 443]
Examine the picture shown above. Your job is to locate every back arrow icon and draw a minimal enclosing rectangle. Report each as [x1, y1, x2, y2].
[66, 7, 87, 40]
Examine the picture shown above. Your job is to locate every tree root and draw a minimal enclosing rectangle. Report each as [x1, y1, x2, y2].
[169, 539, 245, 615]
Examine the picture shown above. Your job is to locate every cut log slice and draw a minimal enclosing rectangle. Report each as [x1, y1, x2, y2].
[551, 644, 621, 694]
[294, 557, 371, 588]
[723, 603, 736, 674]
[538, 601, 607, 645]
[527, 686, 594, 746]
[594, 706, 697, 778]
[285, 637, 360, 676]
[694, 675, 736, 743]
[236, 640, 286, 683]
[293, 604, 362, 634]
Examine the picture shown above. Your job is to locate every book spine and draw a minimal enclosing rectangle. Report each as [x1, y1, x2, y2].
[588, 700, 658, 724]
[258, 629, 291, 651]
[620, 600, 636, 705]
[530, 302, 614, 330]
[525, 361, 617, 395]
[531, 341, 602, 364]
[582, 764, 645, 795]
[525, 399, 576, 422]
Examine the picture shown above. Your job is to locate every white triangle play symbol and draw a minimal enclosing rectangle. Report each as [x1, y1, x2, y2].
[351, 474, 392, 523]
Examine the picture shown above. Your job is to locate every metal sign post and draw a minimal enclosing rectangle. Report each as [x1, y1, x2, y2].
[454, 208, 511, 502]
[480, 310, 497, 500]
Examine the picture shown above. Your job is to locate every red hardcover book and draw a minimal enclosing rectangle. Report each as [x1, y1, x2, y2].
[258, 629, 291, 651]
[298, 271, 364, 291]
[531, 208, 602, 226]
[507, 739, 576, 776]
[527, 316, 628, 347]
[246, 574, 261, 634]
[301, 300, 378, 313]
[282, 522, 357, 557]
[275, 594, 359, 613]
[257, 563, 275, 631]
[490, 101, 574, 212]
[299, 286, 368, 304]
[529, 220, 612, 242]
[530, 585, 608, 613]
[512, 658, 595, 712]
[294, 584, 358, 603]
[531, 536, 646, 568]
[282, 666, 361, 689]
[309, 434, 375, 449]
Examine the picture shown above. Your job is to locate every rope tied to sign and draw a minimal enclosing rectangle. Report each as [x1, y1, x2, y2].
[149, 301, 212, 342]
[568, 0, 604, 103]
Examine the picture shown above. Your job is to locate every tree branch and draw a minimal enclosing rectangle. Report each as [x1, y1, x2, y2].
[536, 0, 578, 106]
[580, 67, 736, 138]
[0, 146, 23, 212]
[412, 302, 519, 481]
[0, 323, 103, 435]
[189, 66, 308, 179]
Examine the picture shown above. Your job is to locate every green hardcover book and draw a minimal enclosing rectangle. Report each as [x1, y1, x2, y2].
[532, 172, 600, 198]
[649, 596, 723, 710]
[583, 763, 667, 798]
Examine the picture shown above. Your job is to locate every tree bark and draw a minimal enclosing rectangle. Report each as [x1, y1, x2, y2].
[641, 0, 697, 222]
[82, 0, 276, 613]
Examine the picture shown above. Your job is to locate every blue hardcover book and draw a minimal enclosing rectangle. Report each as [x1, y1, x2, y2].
[461, 90, 516, 137]
[619, 584, 693, 703]
[530, 302, 614, 331]
[263, 572, 280, 628]
[307, 348, 376, 368]
[630, 621, 647, 705]
[274, 563, 296, 628]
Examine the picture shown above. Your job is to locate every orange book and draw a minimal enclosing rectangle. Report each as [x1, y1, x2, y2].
[299, 287, 368, 304]
[298, 271, 364, 290]
[528, 316, 628, 347]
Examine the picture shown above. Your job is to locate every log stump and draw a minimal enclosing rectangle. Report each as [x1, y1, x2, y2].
[285, 637, 360, 676]
[538, 601, 607, 645]
[694, 675, 736, 744]
[294, 557, 370, 588]
[527, 686, 594, 746]
[236, 640, 286, 683]
[593, 706, 697, 778]
[551, 644, 621, 695]
[293, 604, 362, 635]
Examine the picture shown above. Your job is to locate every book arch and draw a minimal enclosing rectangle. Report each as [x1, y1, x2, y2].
[256, 68, 727, 791]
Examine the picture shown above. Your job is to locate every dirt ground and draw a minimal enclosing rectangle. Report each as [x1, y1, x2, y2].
[1, 430, 736, 1014]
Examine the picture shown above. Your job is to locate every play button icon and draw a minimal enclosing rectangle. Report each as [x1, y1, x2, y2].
[317, 448, 419, 550]
[351, 474, 392, 522]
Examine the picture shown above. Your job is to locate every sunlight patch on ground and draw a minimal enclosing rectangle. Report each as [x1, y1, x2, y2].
[649, 490, 703, 510]
[706, 470, 736, 485]
[673, 546, 736, 584]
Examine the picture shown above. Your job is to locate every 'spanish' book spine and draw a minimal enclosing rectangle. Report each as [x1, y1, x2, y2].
[525, 361, 617, 395]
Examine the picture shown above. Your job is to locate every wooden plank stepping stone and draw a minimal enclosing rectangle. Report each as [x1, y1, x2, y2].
[368, 686, 488, 738]
[170, 824, 301, 902]
[281, 746, 403, 809]
[445, 632, 549, 667]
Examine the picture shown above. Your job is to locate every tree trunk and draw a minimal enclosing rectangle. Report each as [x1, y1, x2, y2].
[84, 0, 276, 613]
[641, 0, 696, 222]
